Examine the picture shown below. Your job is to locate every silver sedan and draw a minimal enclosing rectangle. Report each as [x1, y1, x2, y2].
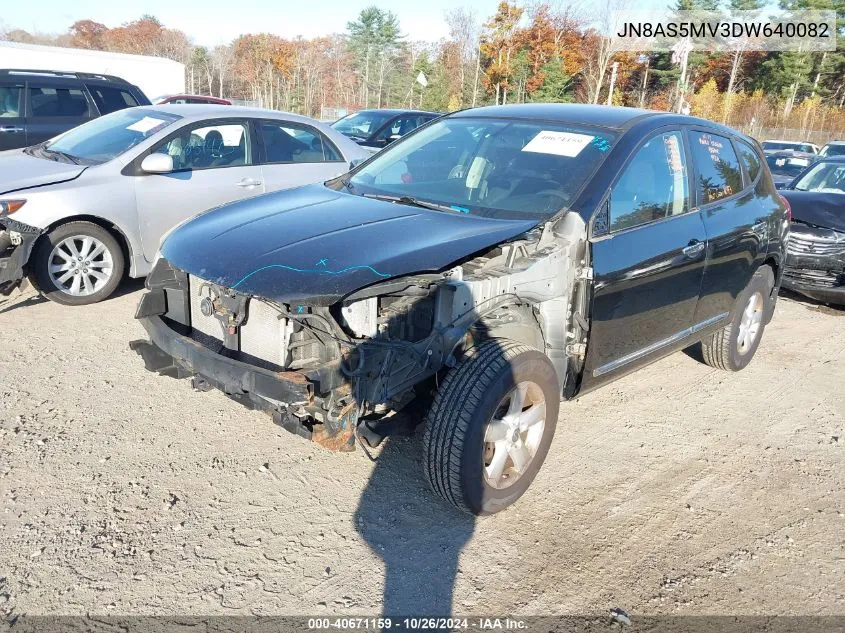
[0, 105, 369, 304]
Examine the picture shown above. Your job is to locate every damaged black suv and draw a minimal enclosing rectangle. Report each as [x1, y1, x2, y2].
[132, 104, 789, 515]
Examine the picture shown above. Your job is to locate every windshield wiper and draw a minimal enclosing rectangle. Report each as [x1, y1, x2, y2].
[42, 146, 80, 165]
[362, 193, 462, 214]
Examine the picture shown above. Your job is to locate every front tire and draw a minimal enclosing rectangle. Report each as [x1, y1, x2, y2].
[30, 221, 124, 306]
[423, 339, 560, 516]
[701, 266, 774, 371]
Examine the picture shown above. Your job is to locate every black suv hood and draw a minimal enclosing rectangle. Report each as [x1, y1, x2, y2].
[161, 184, 538, 305]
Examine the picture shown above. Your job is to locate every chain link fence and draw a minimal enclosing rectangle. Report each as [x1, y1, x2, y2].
[733, 125, 843, 145]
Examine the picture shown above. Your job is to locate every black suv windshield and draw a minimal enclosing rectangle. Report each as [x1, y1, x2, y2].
[40, 108, 181, 164]
[331, 111, 394, 140]
[344, 117, 617, 221]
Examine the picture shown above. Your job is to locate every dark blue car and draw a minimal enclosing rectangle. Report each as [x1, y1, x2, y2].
[779, 156, 845, 304]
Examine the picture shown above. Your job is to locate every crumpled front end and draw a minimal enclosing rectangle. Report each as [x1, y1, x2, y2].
[783, 220, 845, 305]
[130, 212, 590, 452]
[0, 217, 43, 296]
[130, 256, 359, 450]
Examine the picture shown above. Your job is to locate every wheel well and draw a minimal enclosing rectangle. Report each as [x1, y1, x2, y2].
[38, 216, 132, 279]
[760, 258, 779, 323]
[762, 257, 779, 281]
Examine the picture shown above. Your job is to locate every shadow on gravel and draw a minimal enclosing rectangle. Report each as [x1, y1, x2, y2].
[113, 276, 147, 299]
[353, 432, 475, 620]
[681, 342, 705, 364]
[0, 290, 47, 315]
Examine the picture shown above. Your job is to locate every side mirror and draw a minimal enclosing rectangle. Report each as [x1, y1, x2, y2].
[389, 134, 401, 141]
[141, 153, 174, 174]
[349, 157, 365, 170]
[774, 181, 788, 190]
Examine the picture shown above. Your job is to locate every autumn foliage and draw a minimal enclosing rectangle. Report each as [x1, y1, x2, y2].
[2, 2, 843, 139]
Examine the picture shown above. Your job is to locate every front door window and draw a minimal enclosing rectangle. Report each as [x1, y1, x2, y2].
[153, 122, 252, 171]
[610, 131, 690, 232]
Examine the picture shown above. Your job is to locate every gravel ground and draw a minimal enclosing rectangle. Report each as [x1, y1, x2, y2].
[0, 283, 843, 618]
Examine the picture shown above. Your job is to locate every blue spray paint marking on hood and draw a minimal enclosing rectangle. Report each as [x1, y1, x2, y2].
[160, 184, 538, 305]
[230, 263, 390, 289]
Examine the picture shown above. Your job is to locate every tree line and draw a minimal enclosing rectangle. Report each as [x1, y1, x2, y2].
[2, 0, 843, 138]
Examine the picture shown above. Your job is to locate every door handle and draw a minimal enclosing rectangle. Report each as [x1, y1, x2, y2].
[236, 178, 262, 188]
[682, 241, 705, 258]
[0, 126, 23, 133]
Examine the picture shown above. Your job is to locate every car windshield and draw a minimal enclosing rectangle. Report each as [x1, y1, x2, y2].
[331, 111, 394, 139]
[792, 161, 845, 193]
[342, 117, 617, 221]
[766, 154, 811, 177]
[820, 144, 845, 157]
[39, 109, 181, 164]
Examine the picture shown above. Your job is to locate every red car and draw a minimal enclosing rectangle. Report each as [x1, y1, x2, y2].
[153, 94, 231, 105]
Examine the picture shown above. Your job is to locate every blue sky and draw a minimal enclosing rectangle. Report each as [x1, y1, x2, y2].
[2, 0, 669, 45]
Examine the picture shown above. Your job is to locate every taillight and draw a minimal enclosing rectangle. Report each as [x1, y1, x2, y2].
[778, 194, 792, 222]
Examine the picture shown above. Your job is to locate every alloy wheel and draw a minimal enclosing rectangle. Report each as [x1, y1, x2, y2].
[482, 381, 547, 489]
[48, 235, 114, 297]
[737, 291, 764, 355]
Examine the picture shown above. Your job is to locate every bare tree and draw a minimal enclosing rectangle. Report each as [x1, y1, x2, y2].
[211, 44, 234, 98]
[444, 8, 480, 105]
[580, 0, 628, 104]
[722, 0, 763, 123]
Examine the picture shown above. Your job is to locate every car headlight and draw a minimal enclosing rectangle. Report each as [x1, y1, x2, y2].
[0, 200, 26, 216]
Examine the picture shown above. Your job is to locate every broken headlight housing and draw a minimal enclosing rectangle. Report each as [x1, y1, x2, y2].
[0, 200, 26, 216]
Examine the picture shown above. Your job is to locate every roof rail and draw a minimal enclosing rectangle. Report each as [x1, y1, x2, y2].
[0, 69, 127, 83]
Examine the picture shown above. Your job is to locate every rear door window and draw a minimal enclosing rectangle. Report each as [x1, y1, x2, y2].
[735, 140, 762, 184]
[87, 85, 139, 114]
[610, 131, 690, 232]
[688, 131, 743, 204]
[28, 85, 91, 118]
[260, 120, 342, 163]
[377, 115, 423, 141]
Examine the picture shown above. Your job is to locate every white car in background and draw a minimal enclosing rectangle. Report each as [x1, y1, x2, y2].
[0, 105, 369, 304]
[761, 139, 820, 155]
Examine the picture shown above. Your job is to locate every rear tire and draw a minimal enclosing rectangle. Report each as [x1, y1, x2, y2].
[701, 266, 774, 371]
[423, 339, 560, 516]
[30, 221, 124, 306]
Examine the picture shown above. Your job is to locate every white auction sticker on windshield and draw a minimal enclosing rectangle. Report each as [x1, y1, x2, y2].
[127, 117, 167, 133]
[522, 131, 595, 157]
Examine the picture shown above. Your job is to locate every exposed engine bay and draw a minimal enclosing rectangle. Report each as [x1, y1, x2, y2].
[132, 213, 589, 451]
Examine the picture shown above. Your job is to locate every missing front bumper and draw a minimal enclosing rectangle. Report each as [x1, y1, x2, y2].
[131, 314, 314, 434]
[0, 218, 42, 295]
